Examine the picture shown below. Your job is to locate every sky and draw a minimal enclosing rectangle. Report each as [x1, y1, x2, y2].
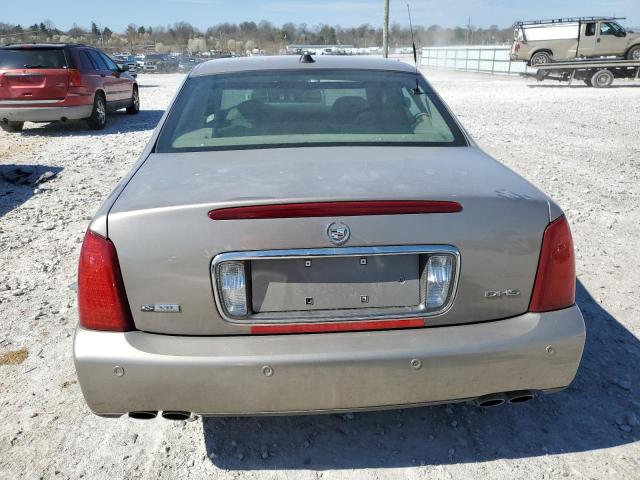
[2, 0, 639, 31]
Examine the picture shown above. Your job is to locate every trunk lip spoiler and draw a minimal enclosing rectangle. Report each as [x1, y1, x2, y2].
[211, 244, 461, 325]
[208, 200, 463, 220]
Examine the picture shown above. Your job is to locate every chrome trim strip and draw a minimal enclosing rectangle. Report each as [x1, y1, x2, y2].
[211, 245, 461, 324]
[3, 73, 45, 77]
[0, 99, 63, 105]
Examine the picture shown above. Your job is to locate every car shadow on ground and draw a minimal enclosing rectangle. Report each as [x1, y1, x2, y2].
[202, 280, 639, 470]
[0, 164, 63, 217]
[18, 109, 165, 137]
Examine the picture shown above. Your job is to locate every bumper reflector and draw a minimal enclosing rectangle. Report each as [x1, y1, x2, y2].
[250, 318, 425, 335]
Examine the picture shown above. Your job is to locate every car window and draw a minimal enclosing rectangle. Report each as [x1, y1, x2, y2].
[599, 22, 621, 36]
[585, 23, 596, 37]
[99, 52, 118, 71]
[0, 48, 67, 69]
[78, 50, 96, 70]
[156, 69, 466, 152]
[87, 50, 108, 70]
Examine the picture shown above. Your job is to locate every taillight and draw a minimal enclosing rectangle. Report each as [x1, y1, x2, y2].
[529, 215, 575, 312]
[78, 230, 135, 331]
[514, 43, 521, 52]
[67, 68, 83, 87]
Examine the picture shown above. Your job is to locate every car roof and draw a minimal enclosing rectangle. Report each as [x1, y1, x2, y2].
[190, 55, 416, 77]
[0, 43, 88, 50]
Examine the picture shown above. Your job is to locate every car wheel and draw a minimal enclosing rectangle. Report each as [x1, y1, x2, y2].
[87, 93, 107, 130]
[627, 45, 640, 60]
[530, 51, 552, 66]
[591, 70, 614, 88]
[126, 87, 140, 115]
[0, 121, 24, 133]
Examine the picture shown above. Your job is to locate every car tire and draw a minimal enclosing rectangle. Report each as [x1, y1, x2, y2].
[590, 70, 614, 88]
[126, 87, 140, 115]
[0, 121, 24, 133]
[87, 93, 107, 130]
[627, 45, 640, 60]
[530, 51, 552, 66]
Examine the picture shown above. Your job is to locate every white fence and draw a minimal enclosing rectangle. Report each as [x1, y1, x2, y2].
[420, 46, 538, 76]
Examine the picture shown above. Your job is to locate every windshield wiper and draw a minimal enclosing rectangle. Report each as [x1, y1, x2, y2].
[23, 64, 49, 69]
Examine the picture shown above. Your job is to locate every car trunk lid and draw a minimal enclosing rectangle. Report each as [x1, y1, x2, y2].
[107, 146, 552, 335]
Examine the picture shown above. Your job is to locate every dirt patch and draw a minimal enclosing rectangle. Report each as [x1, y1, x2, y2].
[61, 379, 77, 389]
[0, 348, 28, 365]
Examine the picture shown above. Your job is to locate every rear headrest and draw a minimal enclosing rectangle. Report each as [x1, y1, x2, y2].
[331, 96, 367, 115]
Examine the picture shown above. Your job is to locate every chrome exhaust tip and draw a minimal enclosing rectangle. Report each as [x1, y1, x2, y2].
[161, 411, 191, 421]
[128, 411, 158, 420]
[506, 390, 534, 404]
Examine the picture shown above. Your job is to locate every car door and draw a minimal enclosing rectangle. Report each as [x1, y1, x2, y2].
[77, 49, 102, 95]
[596, 21, 628, 57]
[578, 22, 598, 57]
[98, 51, 133, 103]
[86, 49, 116, 103]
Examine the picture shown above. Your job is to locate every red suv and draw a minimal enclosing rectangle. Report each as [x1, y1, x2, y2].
[0, 44, 139, 132]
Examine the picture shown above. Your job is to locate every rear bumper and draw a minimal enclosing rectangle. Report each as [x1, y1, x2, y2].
[0, 104, 93, 122]
[74, 305, 585, 417]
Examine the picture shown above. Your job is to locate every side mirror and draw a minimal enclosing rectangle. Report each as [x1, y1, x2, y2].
[117, 63, 130, 72]
[616, 30, 627, 37]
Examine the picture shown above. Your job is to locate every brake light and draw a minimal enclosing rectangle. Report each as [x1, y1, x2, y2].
[67, 68, 83, 87]
[529, 215, 575, 312]
[78, 230, 135, 331]
[514, 43, 521, 52]
[209, 201, 463, 220]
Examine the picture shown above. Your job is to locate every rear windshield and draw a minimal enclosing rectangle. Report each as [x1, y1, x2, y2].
[156, 69, 466, 152]
[0, 48, 68, 69]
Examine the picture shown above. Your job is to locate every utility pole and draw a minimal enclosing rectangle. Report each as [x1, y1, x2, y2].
[383, 0, 389, 58]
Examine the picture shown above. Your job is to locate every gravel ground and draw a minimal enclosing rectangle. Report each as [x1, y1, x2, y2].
[1, 70, 639, 479]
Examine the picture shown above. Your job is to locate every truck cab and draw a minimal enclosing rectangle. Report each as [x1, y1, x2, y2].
[579, 20, 632, 57]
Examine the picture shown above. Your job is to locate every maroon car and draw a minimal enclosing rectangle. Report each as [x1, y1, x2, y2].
[0, 44, 139, 132]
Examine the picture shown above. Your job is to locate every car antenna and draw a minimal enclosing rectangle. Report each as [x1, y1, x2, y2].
[407, 3, 423, 94]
